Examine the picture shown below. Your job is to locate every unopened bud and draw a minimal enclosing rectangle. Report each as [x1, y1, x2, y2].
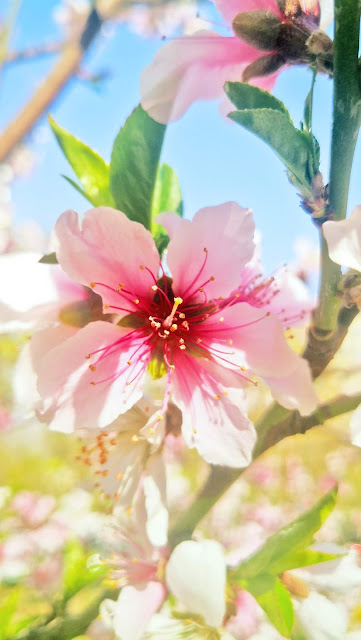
[242, 53, 285, 83]
[282, 572, 310, 598]
[307, 30, 333, 55]
[232, 11, 281, 51]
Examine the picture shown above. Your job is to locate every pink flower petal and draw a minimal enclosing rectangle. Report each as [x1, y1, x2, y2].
[140, 31, 265, 123]
[172, 354, 256, 467]
[54, 208, 160, 313]
[36, 321, 150, 432]
[199, 303, 317, 414]
[323, 206, 361, 273]
[262, 358, 317, 415]
[167, 202, 255, 301]
[214, 0, 281, 25]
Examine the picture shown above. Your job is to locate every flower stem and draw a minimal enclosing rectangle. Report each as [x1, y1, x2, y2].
[313, 0, 361, 334]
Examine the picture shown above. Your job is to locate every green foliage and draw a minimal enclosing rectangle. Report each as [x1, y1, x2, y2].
[234, 487, 337, 580]
[152, 163, 183, 253]
[49, 116, 114, 207]
[62, 539, 106, 601]
[224, 82, 289, 115]
[109, 105, 166, 230]
[245, 575, 294, 637]
[231, 488, 338, 638]
[224, 82, 320, 197]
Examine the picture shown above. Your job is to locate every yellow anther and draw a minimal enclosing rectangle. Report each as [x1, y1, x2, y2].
[89, 364, 97, 372]
[164, 330, 170, 336]
[235, 293, 240, 298]
[179, 312, 185, 319]
[126, 381, 131, 386]
[182, 321, 189, 329]
[118, 283, 124, 288]
[139, 265, 144, 270]
[199, 287, 204, 292]
[170, 323, 178, 332]
[224, 391, 228, 396]
[179, 344, 186, 350]
[134, 299, 140, 304]
[126, 506, 132, 515]
[127, 360, 132, 365]
[219, 317, 224, 323]
[131, 434, 139, 442]
[215, 394, 220, 400]
[157, 414, 164, 421]
[218, 296, 223, 301]
[193, 428, 197, 434]
[240, 366, 246, 371]
[104, 305, 109, 310]
[151, 284, 158, 291]
[90, 381, 96, 386]
[179, 338, 185, 344]
[228, 339, 233, 345]
[210, 276, 215, 281]
[149, 428, 155, 434]
[116, 472, 124, 480]
[174, 297, 183, 305]
[85, 354, 91, 359]
[90, 282, 95, 288]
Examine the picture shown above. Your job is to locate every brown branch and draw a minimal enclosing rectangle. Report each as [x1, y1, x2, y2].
[0, 8, 102, 163]
[4, 42, 64, 64]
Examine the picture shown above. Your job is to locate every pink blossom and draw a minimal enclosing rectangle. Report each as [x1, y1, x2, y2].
[35, 203, 316, 468]
[140, 0, 323, 123]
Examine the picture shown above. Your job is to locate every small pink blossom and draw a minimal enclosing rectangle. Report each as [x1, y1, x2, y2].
[140, 0, 324, 123]
[34, 203, 316, 468]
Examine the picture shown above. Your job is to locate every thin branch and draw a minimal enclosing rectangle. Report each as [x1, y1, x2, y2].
[4, 42, 64, 65]
[0, 8, 103, 163]
[169, 391, 361, 547]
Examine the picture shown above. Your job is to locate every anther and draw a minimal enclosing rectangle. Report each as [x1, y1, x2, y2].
[151, 284, 158, 291]
[131, 434, 139, 442]
[85, 354, 91, 359]
[139, 266, 144, 270]
[215, 395, 220, 400]
[179, 338, 185, 344]
[170, 323, 178, 332]
[219, 317, 224, 322]
[90, 282, 95, 288]
[89, 364, 97, 372]
[199, 287, 204, 292]
[90, 381, 96, 386]
[179, 312, 185, 319]
[210, 276, 215, 281]
[127, 360, 132, 365]
[104, 305, 109, 310]
[134, 299, 140, 304]
[203, 248, 208, 253]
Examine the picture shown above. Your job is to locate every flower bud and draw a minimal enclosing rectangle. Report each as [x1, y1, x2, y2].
[232, 11, 281, 51]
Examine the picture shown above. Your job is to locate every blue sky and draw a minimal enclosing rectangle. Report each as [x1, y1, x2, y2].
[1, 0, 361, 273]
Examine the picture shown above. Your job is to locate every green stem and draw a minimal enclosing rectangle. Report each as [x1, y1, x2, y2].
[14, 588, 117, 640]
[313, 0, 361, 333]
[169, 391, 361, 547]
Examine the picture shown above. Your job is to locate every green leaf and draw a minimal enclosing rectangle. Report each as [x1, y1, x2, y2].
[303, 70, 317, 132]
[225, 81, 289, 116]
[62, 539, 106, 600]
[245, 575, 294, 637]
[151, 163, 183, 253]
[38, 252, 58, 264]
[228, 108, 319, 195]
[267, 549, 343, 575]
[0, 589, 21, 639]
[49, 115, 114, 207]
[109, 105, 166, 230]
[234, 487, 337, 580]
